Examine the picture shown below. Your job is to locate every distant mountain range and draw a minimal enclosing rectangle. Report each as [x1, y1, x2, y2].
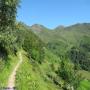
[30, 23, 90, 57]
[30, 23, 90, 44]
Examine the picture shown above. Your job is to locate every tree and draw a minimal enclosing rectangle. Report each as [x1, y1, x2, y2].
[58, 60, 82, 90]
[68, 46, 90, 71]
[0, 0, 20, 55]
[0, 0, 20, 31]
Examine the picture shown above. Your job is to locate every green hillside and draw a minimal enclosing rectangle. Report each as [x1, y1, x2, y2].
[31, 23, 90, 71]
[16, 49, 61, 90]
[31, 23, 90, 57]
[31, 23, 90, 44]
[0, 0, 90, 90]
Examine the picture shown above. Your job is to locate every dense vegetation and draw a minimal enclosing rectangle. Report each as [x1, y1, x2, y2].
[31, 23, 90, 72]
[30, 23, 90, 89]
[15, 22, 45, 63]
[0, 0, 45, 87]
[16, 50, 61, 90]
[0, 0, 20, 55]
[68, 44, 90, 71]
[0, 0, 20, 87]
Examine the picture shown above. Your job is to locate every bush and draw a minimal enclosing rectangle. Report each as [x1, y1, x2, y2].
[68, 46, 90, 71]
[58, 60, 82, 90]
[16, 23, 45, 63]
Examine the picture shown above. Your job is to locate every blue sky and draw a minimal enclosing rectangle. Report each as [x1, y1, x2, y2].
[17, 0, 90, 28]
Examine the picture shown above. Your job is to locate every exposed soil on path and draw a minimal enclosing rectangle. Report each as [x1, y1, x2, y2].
[7, 52, 22, 90]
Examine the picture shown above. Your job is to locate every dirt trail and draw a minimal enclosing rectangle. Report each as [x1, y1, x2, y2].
[7, 52, 22, 90]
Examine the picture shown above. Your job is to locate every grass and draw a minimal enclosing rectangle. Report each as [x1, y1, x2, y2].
[0, 49, 90, 90]
[16, 49, 90, 90]
[16, 50, 62, 90]
[0, 52, 19, 87]
[78, 70, 90, 80]
[78, 80, 90, 90]
[77, 70, 90, 90]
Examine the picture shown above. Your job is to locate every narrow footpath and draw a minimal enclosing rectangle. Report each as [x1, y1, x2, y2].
[7, 52, 23, 90]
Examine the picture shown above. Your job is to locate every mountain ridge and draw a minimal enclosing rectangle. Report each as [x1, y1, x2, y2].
[30, 23, 90, 31]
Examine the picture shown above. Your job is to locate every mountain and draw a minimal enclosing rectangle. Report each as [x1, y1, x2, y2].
[31, 23, 90, 43]
[31, 24, 49, 34]
[54, 25, 65, 30]
[31, 23, 90, 55]
[30, 24, 52, 43]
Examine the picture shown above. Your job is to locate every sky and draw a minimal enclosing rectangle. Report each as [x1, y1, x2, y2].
[17, 0, 90, 29]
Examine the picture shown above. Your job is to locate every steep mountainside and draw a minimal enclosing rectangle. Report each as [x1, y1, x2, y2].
[31, 23, 90, 44]
[31, 23, 90, 71]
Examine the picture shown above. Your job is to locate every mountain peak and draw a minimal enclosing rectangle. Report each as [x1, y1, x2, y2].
[31, 24, 44, 27]
[55, 25, 65, 30]
[31, 24, 48, 33]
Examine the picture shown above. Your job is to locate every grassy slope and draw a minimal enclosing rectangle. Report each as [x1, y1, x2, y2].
[0, 49, 90, 90]
[78, 80, 90, 90]
[16, 50, 61, 90]
[78, 70, 90, 80]
[0, 53, 19, 87]
[78, 70, 90, 90]
[16, 50, 90, 90]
